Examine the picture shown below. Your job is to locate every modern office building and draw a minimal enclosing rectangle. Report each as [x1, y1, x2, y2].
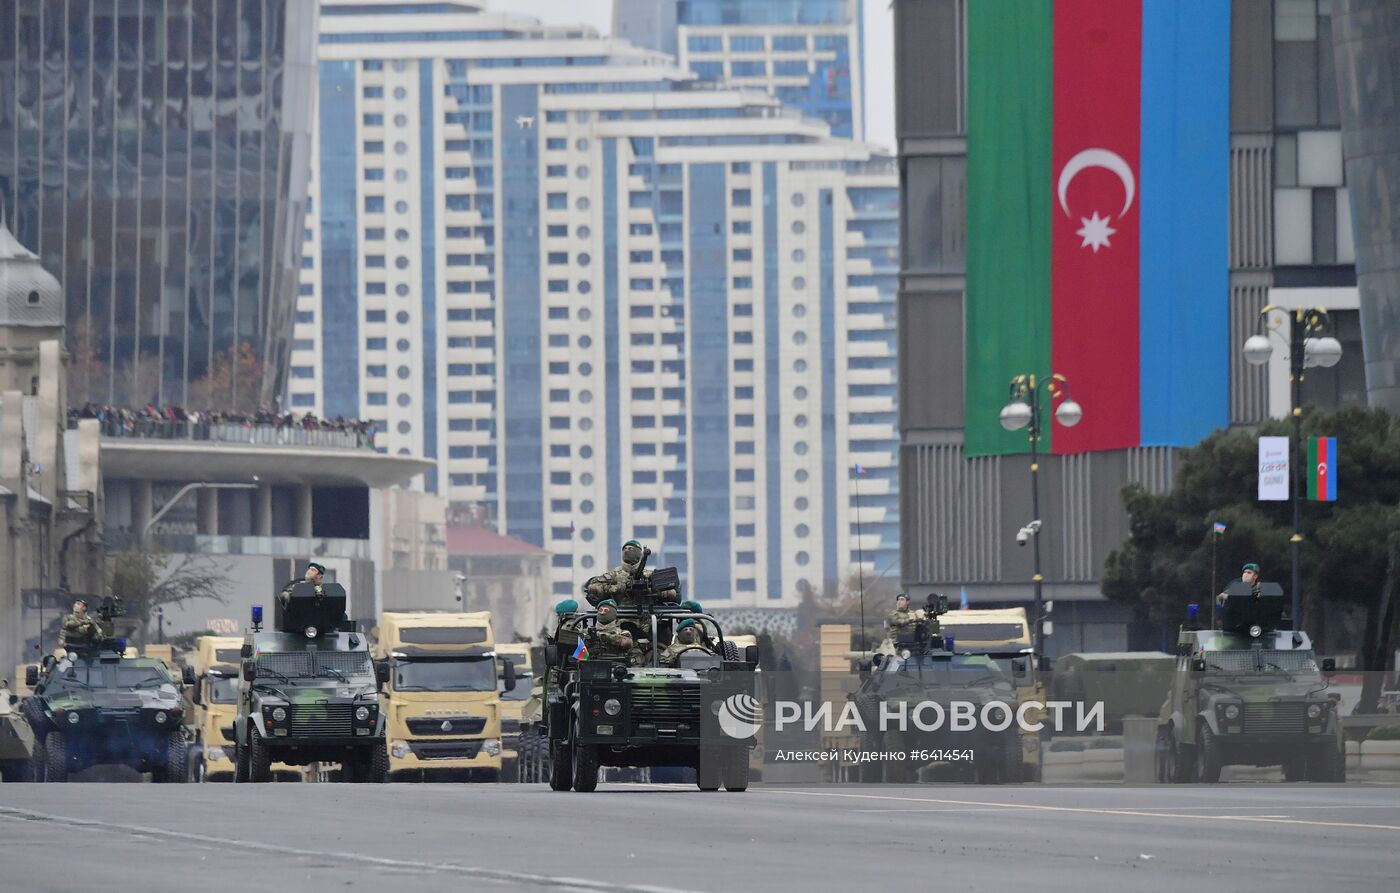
[613, 0, 865, 139]
[292, 0, 897, 613]
[894, 0, 1365, 653]
[0, 0, 318, 408]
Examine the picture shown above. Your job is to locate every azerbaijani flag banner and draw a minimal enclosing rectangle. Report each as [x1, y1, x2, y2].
[1307, 436, 1337, 501]
[572, 638, 588, 661]
[966, 0, 1231, 456]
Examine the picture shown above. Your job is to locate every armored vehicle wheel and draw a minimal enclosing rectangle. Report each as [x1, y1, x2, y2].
[248, 728, 273, 783]
[29, 744, 45, 782]
[1195, 728, 1222, 783]
[1000, 735, 1022, 784]
[44, 731, 68, 783]
[370, 741, 389, 783]
[697, 749, 723, 791]
[1282, 754, 1306, 782]
[234, 737, 249, 782]
[190, 747, 206, 783]
[1166, 733, 1193, 783]
[571, 739, 599, 792]
[722, 640, 741, 662]
[723, 748, 749, 792]
[159, 731, 189, 783]
[1308, 743, 1344, 783]
[548, 738, 573, 791]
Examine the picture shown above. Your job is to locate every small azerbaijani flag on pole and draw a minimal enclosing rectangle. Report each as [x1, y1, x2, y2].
[1213, 521, 1227, 535]
[1307, 437, 1337, 502]
[572, 638, 588, 661]
[855, 463, 866, 476]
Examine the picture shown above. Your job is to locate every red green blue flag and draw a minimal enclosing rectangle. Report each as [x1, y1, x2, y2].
[1307, 437, 1337, 502]
[966, 0, 1231, 456]
[572, 638, 588, 661]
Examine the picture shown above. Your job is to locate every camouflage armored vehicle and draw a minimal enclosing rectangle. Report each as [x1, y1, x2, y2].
[22, 643, 194, 782]
[1, 679, 36, 782]
[233, 583, 388, 783]
[541, 559, 759, 792]
[1155, 581, 1344, 783]
[851, 595, 1023, 784]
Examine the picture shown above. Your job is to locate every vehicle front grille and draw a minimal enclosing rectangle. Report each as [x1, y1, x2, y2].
[501, 718, 521, 733]
[1242, 703, 1306, 735]
[287, 703, 355, 737]
[408, 739, 484, 760]
[406, 715, 485, 736]
[630, 685, 701, 731]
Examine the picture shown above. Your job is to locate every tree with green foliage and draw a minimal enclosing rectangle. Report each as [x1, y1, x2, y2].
[1102, 407, 1400, 711]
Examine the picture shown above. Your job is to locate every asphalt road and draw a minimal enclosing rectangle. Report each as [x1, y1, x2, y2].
[2, 782, 1397, 892]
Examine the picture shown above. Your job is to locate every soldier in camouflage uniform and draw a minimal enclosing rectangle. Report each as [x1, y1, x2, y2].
[60, 597, 100, 650]
[886, 593, 924, 636]
[280, 561, 327, 605]
[1217, 562, 1262, 607]
[660, 619, 712, 667]
[589, 599, 644, 665]
[586, 540, 646, 604]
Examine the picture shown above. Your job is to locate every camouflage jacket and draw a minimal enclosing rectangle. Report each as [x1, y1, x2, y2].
[590, 618, 635, 657]
[659, 640, 711, 667]
[886, 607, 925, 631]
[60, 613, 99, 648]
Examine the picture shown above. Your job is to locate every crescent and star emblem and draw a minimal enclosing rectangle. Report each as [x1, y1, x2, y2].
[1057, 148, 1136, 253]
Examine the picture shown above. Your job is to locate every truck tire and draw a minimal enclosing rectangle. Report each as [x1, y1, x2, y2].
[370, 741, 389, 783]
[1000, 735, 1022, 784]
[1309, 743, 1345, 783]
[697, 749, 723, 791]
[248, 728, 273, 783]
[723, 748, 749, 792]
[45, 731, 68, 783]
[1195, 727, 1222, 783]
[0, 759, 33, 783]
[234, 735, 249, 783]
[722, 640, 741, 662]
[1282, 754, 1307, 782]
[571, 739, 599, 792]
[548, 738, 573, 791]
[189, 746, 206, 783]
[162, 731, 189, 783]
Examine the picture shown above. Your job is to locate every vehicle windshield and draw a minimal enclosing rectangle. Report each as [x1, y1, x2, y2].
[393, 656, 497, 692]
[207, 676, 239, 703]
[117, 665, 172, 689]
[1201, 649, 1319, 675]
[880, 654, 1011, 692]
[501, 671, 532, 700]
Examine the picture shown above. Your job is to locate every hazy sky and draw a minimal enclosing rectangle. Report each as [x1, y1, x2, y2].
[491, 0, 897, 152]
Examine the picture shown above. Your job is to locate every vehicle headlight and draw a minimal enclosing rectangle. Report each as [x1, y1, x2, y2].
[1307, 703, 1323, 719]
[391, 742, 411, 759]
[206, 746, 226, 762]
[355, 706, 371, 721]
[67, 711, 80, 725]
[304, 626, 318, 639]
[154, 711, 168, 724]
[603, 698, 622, 716]
[1223, 704, 1240, 721]
[1248, 624, 1262, 638]
[271, 707, 287, 722]
[483, 739, 501, 756]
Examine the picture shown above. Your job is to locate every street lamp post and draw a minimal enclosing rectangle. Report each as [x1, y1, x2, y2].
[1242, 306, 1342, 625]
[1000, 374, 1082, 658]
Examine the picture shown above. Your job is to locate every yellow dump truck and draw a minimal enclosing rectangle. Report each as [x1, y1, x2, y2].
[495, 643, 533, 779]
[375, 611, 516, 782]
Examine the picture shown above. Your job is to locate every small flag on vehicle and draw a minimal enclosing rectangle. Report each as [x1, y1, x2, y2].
[1307, 436, 1337, 501]
[572, 638, 588, 661]
[855, 463, 866, 476]
[1212, 521, 1227, 534]
[959, 587, 970, 610]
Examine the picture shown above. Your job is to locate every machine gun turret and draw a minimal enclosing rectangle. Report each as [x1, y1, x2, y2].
[275, 581, 350, 638]
[894, 593, 951, 654]
[1217, 580, 1289, 638]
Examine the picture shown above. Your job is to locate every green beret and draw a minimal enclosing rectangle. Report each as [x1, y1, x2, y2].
[597, 599, 618, 609]
[73, 596, 89, 607]
[554, 599, 579, 614]
[623, 540, 642, 550]
[307, 562, 327, 574]
[1242, 563, 1260, 572]
[895, 592, 909, 602]
[676, 619, 698, 630]
[681, 600, 703, 613]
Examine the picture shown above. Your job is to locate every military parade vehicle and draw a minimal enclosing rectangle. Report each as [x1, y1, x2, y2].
[374, 611, 512, 781]
[22, 600, 194, 783]
[0, 678, 36, 782]
[233, 582, 389, 783]
[850, 594, 1025, 784]
[541, 554, 759, 792]
[1155, 581, 1344, 783]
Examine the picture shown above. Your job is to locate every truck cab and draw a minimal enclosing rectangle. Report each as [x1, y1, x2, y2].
[496, 642, 532, 778]
[188, 636, 244, 781]
[375, 611, 513, 782]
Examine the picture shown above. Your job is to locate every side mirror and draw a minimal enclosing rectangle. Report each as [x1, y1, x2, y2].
[1041, 620, 1054, 637]
[1321, 658, 1336, 672]
[182, 665, 196, 686]
[375, 661, 390, 687]
[544, 642, 560, 669]
[241, 659, 256, 682]
[240, 643, 253, 659]
[1011, 659, 1028, 680]
[1191, 658, 1206, 672]
[191, 682, 203, 706]
[502, 658, 517, 693]
[744, 645, 759, 665]
[1176, 642, 1192, 657]
[25, 665, 38, 688]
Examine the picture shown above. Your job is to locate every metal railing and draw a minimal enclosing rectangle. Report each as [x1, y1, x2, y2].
[85, 417, 377, 451]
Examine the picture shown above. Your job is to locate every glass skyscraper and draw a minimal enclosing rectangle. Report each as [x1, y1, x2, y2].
[0, 0, 318, 408]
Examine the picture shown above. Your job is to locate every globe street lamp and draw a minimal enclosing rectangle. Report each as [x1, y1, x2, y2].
[1242, 306, 1342, 625]
[1000, 373, 1082, 657]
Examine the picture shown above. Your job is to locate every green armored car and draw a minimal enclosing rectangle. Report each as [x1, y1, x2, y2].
[22, 638, 194, 783]
[1, 679, 36, 782]
[1156, 581, 1344, 783]
[233, 583, 389, 782]
[541, 561, 759, 792]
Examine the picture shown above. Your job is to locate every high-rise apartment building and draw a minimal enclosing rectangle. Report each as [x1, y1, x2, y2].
[614, 0, 864, 139]
[0, 0, 318, 407]
[293, 0, 896, 610]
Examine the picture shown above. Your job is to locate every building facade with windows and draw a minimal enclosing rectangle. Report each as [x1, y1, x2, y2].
[894, 0, 1366, 654]
[0, 0, 318, 408]
[613, 0, 864, 139]
[292, 0, 897, 611]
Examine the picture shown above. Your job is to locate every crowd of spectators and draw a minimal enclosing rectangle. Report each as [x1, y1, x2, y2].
[68, 403, 379, 449]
